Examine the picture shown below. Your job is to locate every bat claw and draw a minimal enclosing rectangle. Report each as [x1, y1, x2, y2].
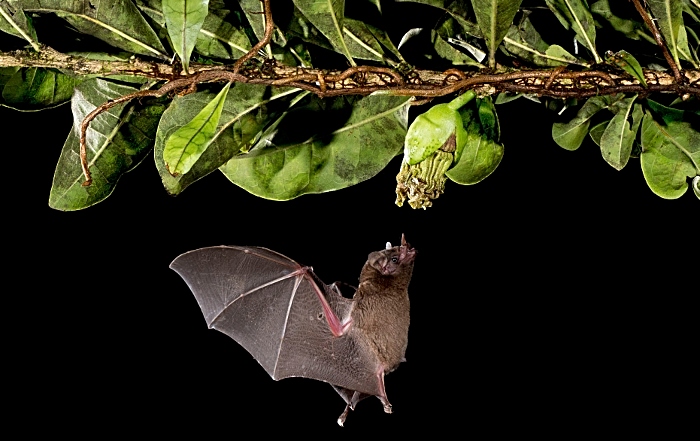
[383, 403, 393, 414]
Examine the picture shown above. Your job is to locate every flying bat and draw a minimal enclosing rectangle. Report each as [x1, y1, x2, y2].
[170, 235, 416, 426]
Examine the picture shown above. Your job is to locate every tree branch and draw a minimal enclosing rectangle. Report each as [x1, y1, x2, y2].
[2, 0, 698, 186]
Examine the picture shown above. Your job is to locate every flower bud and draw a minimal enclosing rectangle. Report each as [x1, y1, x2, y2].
[396, 92, 475, 209]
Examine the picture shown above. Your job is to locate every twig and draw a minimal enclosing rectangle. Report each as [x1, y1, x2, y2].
[630, 0, 683, 83]
[232, 0, 274, 75]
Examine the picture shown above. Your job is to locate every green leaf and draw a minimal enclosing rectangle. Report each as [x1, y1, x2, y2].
[446, 107, 504, 184]
[470, 0, 523, 68]
[195, 5, 251, 59]
[293, 0, 356, 66]
[503, 15, 584, 67]
[49, 79, 165, 211]
[545, 0, 601, 63]
[675, 24, 699, 67]
[22, 0, 168, 59]
[599, 97, 642, 170]
[589, 120, 608, 147]
[431, 30, 483, 66]
[552, 95, 619, 150]
[646, 0, 689, 67]
[605, 50, 647, 87]
[238, 0, 284, 55]
[154, 85, 296, 195]
[0, 1, 40, 50]
[1, 67, 80, 110]
[477, 96, 499, 141]
[590, 0, 653, 43]
[361, 21, 405, 63]
[219, 94, 411, 200]
[640, 110, 700, 199]
[445, 6, 483, 38]
[163, 0, 210, 73]
[343, 18, 395, 63]
[136, 0, 251, 60]
[163, 82, 230, 176]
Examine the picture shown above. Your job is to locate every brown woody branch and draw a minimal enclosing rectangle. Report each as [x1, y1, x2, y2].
[1, 0, 698, 186]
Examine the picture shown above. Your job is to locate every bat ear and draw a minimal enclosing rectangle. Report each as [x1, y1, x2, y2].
[401, 234, 409, 248]
[386, 242, 392, 250]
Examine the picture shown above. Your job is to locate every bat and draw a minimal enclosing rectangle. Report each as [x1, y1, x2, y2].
[170, 235, 416, 426]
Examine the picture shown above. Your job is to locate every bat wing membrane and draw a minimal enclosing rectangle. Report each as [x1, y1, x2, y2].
[170, 246, 382, 396]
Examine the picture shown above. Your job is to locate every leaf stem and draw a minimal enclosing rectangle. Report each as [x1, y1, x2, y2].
[447, 91, 476, 110]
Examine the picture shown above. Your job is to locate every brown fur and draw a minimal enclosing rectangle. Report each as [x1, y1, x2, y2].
[351, 244, 416, 372]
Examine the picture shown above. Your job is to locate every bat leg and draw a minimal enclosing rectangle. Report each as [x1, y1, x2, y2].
[376, 370, 392, 414]
[332, 386, 369, 427]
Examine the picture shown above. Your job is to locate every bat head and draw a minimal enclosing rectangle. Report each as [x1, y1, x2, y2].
[366, 235, 416, 278]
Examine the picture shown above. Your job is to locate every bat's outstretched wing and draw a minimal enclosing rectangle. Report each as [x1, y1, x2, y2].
[170, 246, 382, 396]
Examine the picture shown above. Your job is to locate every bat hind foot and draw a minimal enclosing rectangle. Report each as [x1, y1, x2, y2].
[337, 405, 351, 427]
[379, 397, 393, 414]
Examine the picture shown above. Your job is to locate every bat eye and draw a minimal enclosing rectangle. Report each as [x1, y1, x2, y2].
[391, 256, 398, 263]
[317, 312, 324, 320]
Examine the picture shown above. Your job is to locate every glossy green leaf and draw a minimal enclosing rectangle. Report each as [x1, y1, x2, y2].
[238, 0, 268, 43]
[163, 82, 230, 176]
[293, 0, 355, 66]
[49, 79, 165, 210]
[646, 0, 689, 66]
[470, 0, 522, 68]
[605, 50, 647, 87]
[432, 30, 483, 66]
[22, 0, 168, 59]
[675, 24, 699, 67]
[0, 1, 40, 50]
[155, 85, 297, 195]
[590, 0, 653, 43]
[163, 0, 210, 73]
[545, 0, 601, 63]
[477, 96, 499, 141]
[360, 20, 405, 63]
[195, 5, 251, 59]
[640, 110, 700, 199]
[446, 107, 504, 185]
[588, 120, 608, 147]
[552, 95, 618, 150]
[136, 0, 251, 60]
[445, 5, 483, 38]
[343, 18, 394, 63]
[599, 97, 642, 170]
[1, 67, 80, 110]
[219, 94, 411, 200]
[503, 16, 584, 67]
[237, 0, 285, 54]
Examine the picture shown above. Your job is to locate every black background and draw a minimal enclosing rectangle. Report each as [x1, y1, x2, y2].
[5, 90, 696, 435]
